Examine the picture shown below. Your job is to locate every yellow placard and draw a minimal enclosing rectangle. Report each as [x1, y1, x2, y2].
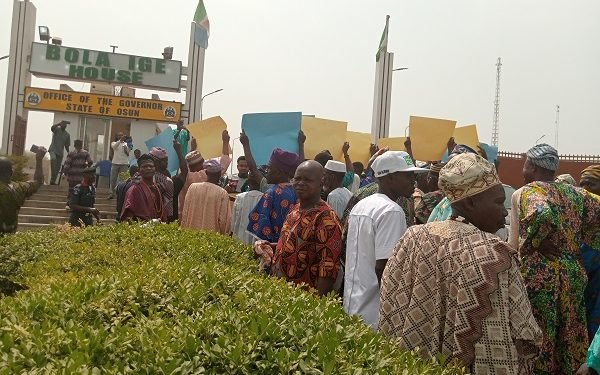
[378, 137, 407, 151]
[453, 124, 480, 151]
[345, 131, 372, 165]
[23, 86, 181, 123]
[409, 116, 456, 161]
[187, 116, 228, 158]
[301, 116, 348, 161]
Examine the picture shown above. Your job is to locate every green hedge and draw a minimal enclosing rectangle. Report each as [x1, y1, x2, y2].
[0, 225, 464, 374]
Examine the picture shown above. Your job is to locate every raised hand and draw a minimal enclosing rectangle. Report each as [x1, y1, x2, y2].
[222, 130, 230, 143]
[298, 130, 306, 145]
[342, 142, 350, 155]
[369, 143, 379, 157]
[240, 131, 249, 147]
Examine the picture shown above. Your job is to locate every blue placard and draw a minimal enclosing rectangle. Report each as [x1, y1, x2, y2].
[241, 112, 302, 166]
[479, 142, 499, 162]
[144, 127, 179, 176]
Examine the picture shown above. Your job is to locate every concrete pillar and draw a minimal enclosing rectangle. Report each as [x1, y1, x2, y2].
[2, 0, 36, 155]
[183, 23, 206, 124]
[371, 52, 394, 144]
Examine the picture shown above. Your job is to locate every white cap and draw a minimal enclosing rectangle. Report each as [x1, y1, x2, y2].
[324, 160, 346, 173]
[371, 151, 429, 177]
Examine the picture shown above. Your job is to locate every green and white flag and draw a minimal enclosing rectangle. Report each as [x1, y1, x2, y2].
[376, 16, 390, 62]
[194, 0, 210, 48]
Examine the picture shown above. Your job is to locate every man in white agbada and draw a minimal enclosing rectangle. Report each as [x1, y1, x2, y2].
[323, 160, 352, 219]
[344, 151, 427, 329]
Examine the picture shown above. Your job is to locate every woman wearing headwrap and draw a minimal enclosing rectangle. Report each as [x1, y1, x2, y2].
[509, 144, 600, 374]
[120, 154, 167, 222]
[180, 159, 232, 234]
[580, 165, 600, 343]
[380, 153, 542, 373]
[581, 165, 600, 196]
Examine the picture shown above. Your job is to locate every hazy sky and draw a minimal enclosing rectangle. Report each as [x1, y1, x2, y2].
[1, 0, 599, 155]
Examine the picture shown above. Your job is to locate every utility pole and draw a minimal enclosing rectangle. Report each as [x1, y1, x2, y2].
[555, 105, 560, 149]
[491, 57, 502, 147]
[110, 45, 118, 53]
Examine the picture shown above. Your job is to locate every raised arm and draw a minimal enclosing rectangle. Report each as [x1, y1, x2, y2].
[50, 121, 64, 132]
[219, 130, 232, 175]
[298, 130, 306, 161]
[342, 142, 352, 172]
[239, 131, 260, 176]
[404, 137, 415, 164]
[173, 132, 188, 182]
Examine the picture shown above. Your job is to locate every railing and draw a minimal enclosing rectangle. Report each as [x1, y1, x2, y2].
[498, 151, 600, 163]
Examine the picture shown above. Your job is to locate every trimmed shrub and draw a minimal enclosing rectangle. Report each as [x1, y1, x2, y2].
[0, 225, 465, 374]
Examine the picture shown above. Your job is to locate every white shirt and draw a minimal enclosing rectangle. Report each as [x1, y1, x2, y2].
[230, 190, 263, 245]
[111, 141, 130, 165]
[349, 174, 360, 193]
[327, 187, 352, 220]
[344, 193, 407, 330]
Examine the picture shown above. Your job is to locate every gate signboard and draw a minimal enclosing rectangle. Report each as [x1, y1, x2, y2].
[29, 42, 182, 92]
[24, 87, 182, 123]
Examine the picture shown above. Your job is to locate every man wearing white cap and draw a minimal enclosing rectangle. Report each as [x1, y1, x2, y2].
[344, 151, 427, 330]
[323, 160, 353, 220]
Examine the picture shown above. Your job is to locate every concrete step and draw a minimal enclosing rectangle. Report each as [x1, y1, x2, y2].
[27, 193, 115, 203]
[38, 184, 112, 195]
[18, 214, 116, 225]
[21, 200, 115, 211]
[19, 207, 117, 220]
[17, 223, 55, 232]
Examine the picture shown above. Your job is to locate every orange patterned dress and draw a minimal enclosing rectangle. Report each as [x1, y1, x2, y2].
[271, 201, 342, 290]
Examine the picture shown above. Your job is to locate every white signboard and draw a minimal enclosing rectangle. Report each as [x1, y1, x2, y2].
[29, 42, 182, 92]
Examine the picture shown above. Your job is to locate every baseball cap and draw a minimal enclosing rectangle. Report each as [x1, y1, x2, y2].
[371, 151, 429, 177]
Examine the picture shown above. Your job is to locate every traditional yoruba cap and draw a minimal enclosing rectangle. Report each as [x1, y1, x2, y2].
[527, 144, 559, 171]
[371, 151, 428, 178]
[439, 153, 501, 203]
[555, 174, 576, 185]
[203, 158, 221, 173]
[430, 162, 445, 174]
[185, 150, 203, 166]
[325, 160, 346, 173]
[268, 148, 300, 177]
[149, 147, 168, 160]
[581, 165, 600, 180]
[137, 154, 154, 166]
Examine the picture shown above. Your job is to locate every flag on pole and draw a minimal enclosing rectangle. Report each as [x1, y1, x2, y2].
[193, 0, 210, 48]
[376, 15, 390, 62]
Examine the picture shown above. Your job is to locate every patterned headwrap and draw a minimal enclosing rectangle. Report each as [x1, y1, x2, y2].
[149, 147, 168, 160]
[449, 144, 478, 159]
[526, 144, 559, 171]
[185, 150, 203, 166]
[203, 158, 221, 173]
[581, 165, 600, 180]
[269, 148, 300, 177]
[555, 174, 577, 185]
[439, 153, 501, 203]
